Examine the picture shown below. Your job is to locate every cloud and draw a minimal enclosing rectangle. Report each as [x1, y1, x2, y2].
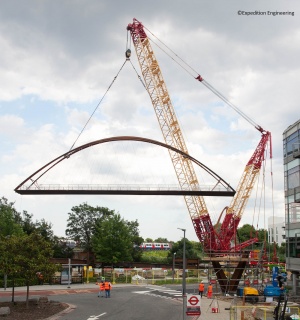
[0, 0, 298, 242]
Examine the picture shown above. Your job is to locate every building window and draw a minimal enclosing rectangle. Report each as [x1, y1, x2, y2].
[288, 235, 300, 258]
[287, 203, 300, 223]
[287, 165, 300, 189]
[286, 131, 300, 157]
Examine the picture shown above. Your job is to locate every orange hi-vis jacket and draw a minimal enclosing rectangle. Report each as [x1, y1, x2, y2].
[207, 285, 213, 293]
[104, 281, 112, 290]
[96, 282, 105, 291]
[199, 283, 205, 292]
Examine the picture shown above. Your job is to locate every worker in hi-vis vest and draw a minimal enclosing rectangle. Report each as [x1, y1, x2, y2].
[96, 280, 105, 298]
[198, 281, 205, 298]
[207, 283, 213, 298]
[104, 279, 112, 298]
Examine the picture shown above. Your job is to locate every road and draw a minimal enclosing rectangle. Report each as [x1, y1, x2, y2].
[0, 284, 189, 320]
[0, 283, 232, 320]
[54, 285, 184, 320]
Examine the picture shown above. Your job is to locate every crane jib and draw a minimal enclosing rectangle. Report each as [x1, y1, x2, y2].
[127, 18, 271, 257]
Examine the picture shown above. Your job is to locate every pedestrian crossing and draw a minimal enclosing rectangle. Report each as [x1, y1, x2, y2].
[133, 285, 183, 300]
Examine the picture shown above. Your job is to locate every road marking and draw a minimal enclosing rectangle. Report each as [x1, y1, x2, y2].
[134, 287, 183, 301]
[87, 313, 107, 319]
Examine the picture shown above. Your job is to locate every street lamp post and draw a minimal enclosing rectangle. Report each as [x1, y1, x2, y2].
[172, 252, 176, 282]
[178, 228, 186, 320]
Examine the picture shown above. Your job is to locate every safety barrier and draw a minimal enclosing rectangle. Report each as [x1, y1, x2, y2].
[229, 304, 299, 320]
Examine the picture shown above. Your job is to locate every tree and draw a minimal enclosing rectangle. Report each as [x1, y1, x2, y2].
[145, 238, 153, 242]
[168, 238, 202, 261]
[0, 197, 24, 237]
[0, 233, 59, 307]
[92, 214, 143, 265]
[34, 219, 54, 242]
[6, 205, 55, 242]
[18, 211, 37, 235]
[14, 233, 59, 307]
[237, 224, 267, 248]
[0, 235, 21, 302]
[154, 237, 169, 243]
[278, 242, 286, 262]
[126, 220, 143, 262]
[65, 203, 114, 266]
[52, 236, 74, 259]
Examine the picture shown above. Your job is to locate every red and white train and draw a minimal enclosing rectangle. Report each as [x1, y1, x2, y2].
[139, 243, 171, 251]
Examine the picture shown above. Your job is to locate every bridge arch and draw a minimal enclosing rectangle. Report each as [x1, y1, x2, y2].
[15, 136, 235, 196]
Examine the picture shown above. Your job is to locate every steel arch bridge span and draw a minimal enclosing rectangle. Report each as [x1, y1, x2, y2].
[14, 136, 235, 196]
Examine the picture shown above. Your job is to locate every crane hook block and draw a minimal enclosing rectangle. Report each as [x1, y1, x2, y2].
[125, 49, 131, 59]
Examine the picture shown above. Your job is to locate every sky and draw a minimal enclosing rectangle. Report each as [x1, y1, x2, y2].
[0, 0, 299, 243]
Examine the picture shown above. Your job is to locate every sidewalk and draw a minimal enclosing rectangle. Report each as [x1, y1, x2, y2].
[1, 282, 99, 293]
[198, 296, 233, 320]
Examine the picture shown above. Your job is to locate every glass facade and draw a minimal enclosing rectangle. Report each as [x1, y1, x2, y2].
[283, 129, 300, 158]
[283, 120, 300, 293]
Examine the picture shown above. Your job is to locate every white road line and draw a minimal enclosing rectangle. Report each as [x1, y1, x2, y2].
[87, 313, 107, 319]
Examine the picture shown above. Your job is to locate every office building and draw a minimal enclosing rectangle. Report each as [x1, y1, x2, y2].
[268, 216, 285, 247]
[283, 119, 300, 294]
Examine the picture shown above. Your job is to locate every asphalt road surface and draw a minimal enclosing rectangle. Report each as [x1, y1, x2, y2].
[54, 284, 185, 320]
[0, 283, 204, 320]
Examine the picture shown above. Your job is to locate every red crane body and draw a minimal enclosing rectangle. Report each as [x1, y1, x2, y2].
[127, 18, 271, 255]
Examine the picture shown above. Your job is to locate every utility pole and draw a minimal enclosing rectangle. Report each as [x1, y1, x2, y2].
[178, 228, 187, 320]
[173, 252, 177, 282]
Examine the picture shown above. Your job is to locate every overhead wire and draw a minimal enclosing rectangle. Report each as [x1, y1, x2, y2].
[69, 59, 128, 152]
[144, 25, 264, 133]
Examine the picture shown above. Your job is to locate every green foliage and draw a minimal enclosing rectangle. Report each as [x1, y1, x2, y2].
[168, 239, 202, 260]
[115, 275, 132, 283]
[237, 224, 267, 246]
[0, 233, 60, 305]
[65, 203, 114, 249]
[51, 236, 74, 259]
[0, 197, 24, 237]
[19, 211, 39, 235]
[141, 250, 169, 264]
[126, 220, 143, 262]
[92, 213, 143, 264]
[0, 235, 21, 277]
[278, 242, 286, 262]
[14, 233, 58, 283]
[154, 237, 169, 243]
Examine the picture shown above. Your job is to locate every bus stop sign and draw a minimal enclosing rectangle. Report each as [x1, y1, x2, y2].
[186, 294, 201, 316]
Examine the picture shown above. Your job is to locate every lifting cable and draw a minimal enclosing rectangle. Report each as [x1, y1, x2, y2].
[69, 32, 148, 152]
[143, 25, 264, 133]
[69, 59, 128, 152]
[252, 169, 261, 232]
[257, 158, 267, 239]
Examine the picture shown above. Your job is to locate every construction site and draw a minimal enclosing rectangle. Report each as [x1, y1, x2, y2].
[14, 18, 295, 319]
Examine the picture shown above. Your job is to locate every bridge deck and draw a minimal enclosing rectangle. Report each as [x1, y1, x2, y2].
[15, 184, 235, 196]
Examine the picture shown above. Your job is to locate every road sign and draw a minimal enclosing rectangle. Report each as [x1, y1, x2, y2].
[187, 295, 200, 306]
[186, 294, 201, 316]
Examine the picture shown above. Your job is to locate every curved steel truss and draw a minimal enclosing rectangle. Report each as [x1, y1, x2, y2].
[15, 136, 235, 196]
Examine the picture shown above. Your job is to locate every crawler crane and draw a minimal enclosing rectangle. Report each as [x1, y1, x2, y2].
[127, 18, 271, 292]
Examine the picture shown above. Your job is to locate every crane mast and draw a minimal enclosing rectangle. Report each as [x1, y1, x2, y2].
[127, 18, 272, 293]
[219, 130, 271, 250]
[127, 18, 271, 256]
[127, 18, 217, 248]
